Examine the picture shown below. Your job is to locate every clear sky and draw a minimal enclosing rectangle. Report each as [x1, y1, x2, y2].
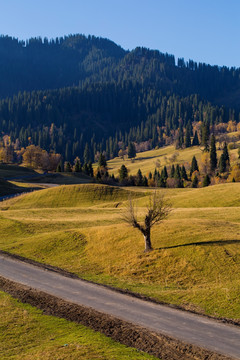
[1, 0, 239, 67]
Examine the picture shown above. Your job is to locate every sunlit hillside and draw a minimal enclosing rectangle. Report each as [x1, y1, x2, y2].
[1, 183, 240, 320]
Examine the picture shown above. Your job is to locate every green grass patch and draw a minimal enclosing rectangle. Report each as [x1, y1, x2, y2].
[0, 291, 157, 360]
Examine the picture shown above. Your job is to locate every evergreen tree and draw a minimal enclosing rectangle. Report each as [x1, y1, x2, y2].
[88, 162, 94, 177]
[201, 121, 210, 151]
[56, 163, 61, 172]
[222, 142, 229, 164]
[128, 142, 136, 159]
[218, 154, 226, 173]
[158, 175, 166, 188]
[148, 171, 152, 179]
[203, 174, 211, 187]
[192, 131, 199, 146]
[98, 153, 107, 167]
[190, 156, 199, 176]
[162, 166, 168, 180]
[170, 164, 175, 178]
[174, 164, 181, 180]
[136, 169, 143, 186]
[210, 134, 217, 172]
[74, 159, 82, 172]
[119, 164, 128, 181]
[143, 176, 148, 187]
[64, 161, 72, 172]
[83, 162, 89, 175]
[181, 165, 188, 180]
[83, 143, 91, 164]
[192, 175, 199, 188]
[184, 124, 191, 148]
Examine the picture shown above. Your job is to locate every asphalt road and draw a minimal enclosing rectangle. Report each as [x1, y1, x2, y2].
[0, 254, 239, 359]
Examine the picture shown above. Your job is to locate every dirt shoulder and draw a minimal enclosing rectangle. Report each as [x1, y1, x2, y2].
[0, 275, 233, 360]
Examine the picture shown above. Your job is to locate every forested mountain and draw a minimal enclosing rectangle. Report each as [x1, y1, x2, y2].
[0, 34, 240, 165]
[1, 34, 240, 105]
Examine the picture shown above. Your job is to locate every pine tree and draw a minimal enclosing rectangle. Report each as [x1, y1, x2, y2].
[219, 154, 226, 173]
[192, 175, 199, 188]
[83, 143, 91, 164]
[181, 165, 188, 180]
[64, 161, 72, 172]
[210, 134, 217, 172]
[98, 153, 107, 167]
[143, 176, 148, 187]
[190, 156, 199, 176]
[136, 169, 143, 186]
[192, 131, 199, 146]
[203, 174, 211, 187]
[74, 159, 82, 172]
[119, 164, 128, 181]
[56, 163, 61, 172]
[128, 142, 136, 159]
[88, 162, 94, 177]
[222, 142, 229, 164]
[174, 164, 181, 179]
[201, 121, 210, 151]
[162, 166, 168, 180]
[170, 164, 175, 178]
[184, 124, 191, 148]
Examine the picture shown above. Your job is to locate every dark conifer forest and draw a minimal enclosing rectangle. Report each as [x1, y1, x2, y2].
[1, 33, 240, 163]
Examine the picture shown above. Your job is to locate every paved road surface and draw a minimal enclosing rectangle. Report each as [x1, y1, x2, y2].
[0, 254, 239, 359]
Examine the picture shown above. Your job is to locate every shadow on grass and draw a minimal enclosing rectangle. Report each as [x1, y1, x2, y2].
[157, 239, 240, 250]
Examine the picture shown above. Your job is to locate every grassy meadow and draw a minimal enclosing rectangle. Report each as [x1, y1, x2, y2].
[0, 291, 157, 360]
[105, 143, 240, 177]
[0, 182, 240, 321]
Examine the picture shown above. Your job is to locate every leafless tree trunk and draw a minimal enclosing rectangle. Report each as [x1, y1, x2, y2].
[122, 191, 171, 252]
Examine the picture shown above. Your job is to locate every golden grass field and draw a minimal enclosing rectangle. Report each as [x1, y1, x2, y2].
[105, 143, 240, 177]
[1, 182, 240, 321]
[0, 291, 157, 360]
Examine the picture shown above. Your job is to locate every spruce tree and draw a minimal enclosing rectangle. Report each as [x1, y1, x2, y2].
[56, 163, 61, 172]
[119, 164, 128, 181]
[222, 142, 229, 164]
[128, 142, 136, 159]
[192, 175, 199, 188]
[190, 156, 199, 176]
[184, 124, 191, 148]
[88, 162, 94, 177]
[170, 164, 175, 178]
[98, 153, 107, 168]
[210, 134, 217, 172]
[136, 169, 143, 186]
[65, 161, 72, 172]
[174, 164, 181, 180]
[143, 176, 148, 187]
[83, 143, 91, 164]
[74, 159, 81, 172]
[201, 121, 210, 151]
[181, 165, 188, 180]
[203, 174, 211, 187]
[219, 154, 226, 173]
[192, 131, 199, 146]
[162, 166, 168, 180]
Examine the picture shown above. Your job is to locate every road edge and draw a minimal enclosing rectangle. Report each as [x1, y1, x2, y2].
[0, 250, 239, 327]
[0, 275, 234, 360]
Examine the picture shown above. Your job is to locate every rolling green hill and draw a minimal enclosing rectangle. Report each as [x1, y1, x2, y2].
[1, 183, 240, 321]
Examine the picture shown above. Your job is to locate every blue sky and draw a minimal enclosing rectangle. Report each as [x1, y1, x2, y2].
[1, 0, 239, 67]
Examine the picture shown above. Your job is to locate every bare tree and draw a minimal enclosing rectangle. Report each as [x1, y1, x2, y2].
[122, 191, 171, 252]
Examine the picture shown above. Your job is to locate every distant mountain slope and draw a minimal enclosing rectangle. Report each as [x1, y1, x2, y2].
[1, 34, 240, 107]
